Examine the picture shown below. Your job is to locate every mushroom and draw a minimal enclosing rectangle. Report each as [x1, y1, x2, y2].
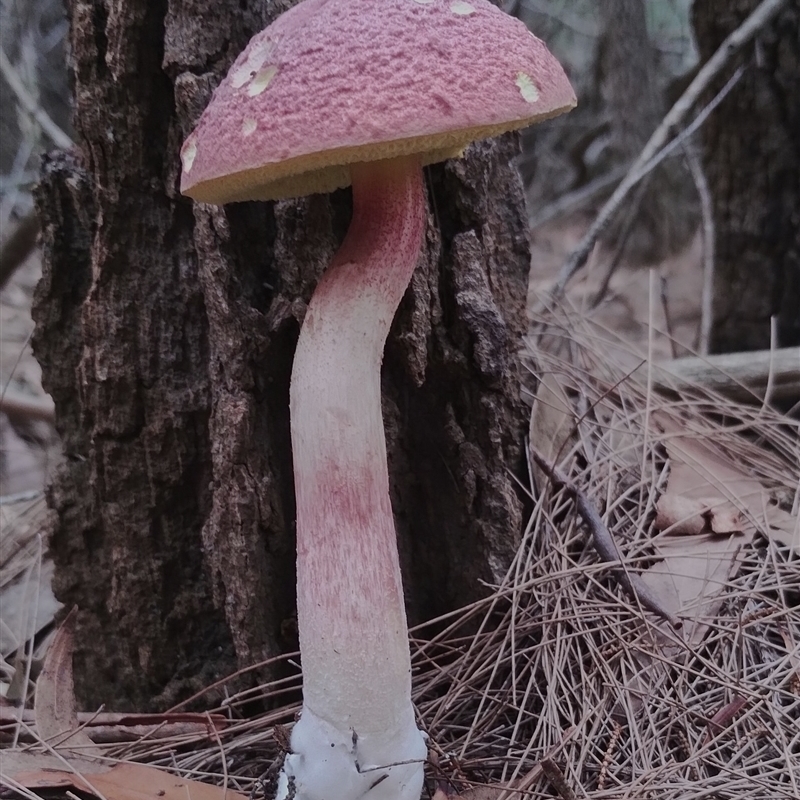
[180, 1, 574, 798]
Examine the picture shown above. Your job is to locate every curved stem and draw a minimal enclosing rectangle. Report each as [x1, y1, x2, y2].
[290, 158, 426, 738]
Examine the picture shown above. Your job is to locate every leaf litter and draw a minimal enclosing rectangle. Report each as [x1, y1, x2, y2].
[1, 303, 798, 799]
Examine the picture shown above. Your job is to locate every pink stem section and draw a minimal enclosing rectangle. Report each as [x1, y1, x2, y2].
[290, 158, 426, 736]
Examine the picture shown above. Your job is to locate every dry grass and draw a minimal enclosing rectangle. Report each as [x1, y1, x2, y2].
[2, 2, 796, 796]
[38, 304, 794, 800]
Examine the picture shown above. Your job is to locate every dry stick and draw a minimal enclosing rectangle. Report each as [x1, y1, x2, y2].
[0, 386, 55, 423]
[588, 175, 652, 309]
[0, 47, 73, 150]
[493, 726, 580, 800]
[540, 759, 578, 800]
[529, 164, 629, 230]
[683, 142, 715, 355]
[535, 0, 788, 311]
[703, 694, 748, 745]
[652, 346, 800, 403]
[534, 65, 743, 318]
[0, 489, 42, 505]
[528, 443, 681, 628]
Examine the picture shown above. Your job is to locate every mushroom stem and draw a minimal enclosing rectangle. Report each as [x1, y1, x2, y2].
[284, 156, 427, 798]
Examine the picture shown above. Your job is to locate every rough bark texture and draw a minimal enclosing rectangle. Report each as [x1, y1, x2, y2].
[693, 0, 800, 352]
[32, 0, 530, 710]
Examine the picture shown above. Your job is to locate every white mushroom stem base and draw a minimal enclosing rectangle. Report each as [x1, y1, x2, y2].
[279, 158, 427, 800]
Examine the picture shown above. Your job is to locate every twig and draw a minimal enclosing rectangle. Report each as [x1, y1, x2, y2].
[0, 46, 73, 150]
[0, 171, 39, 191]
[683, 143, 715, 355]
[529, 164, 630, 229]
[528, 443, 681, 628]
[650, 346, 800, 403]
[536, 66, 743, 315]
[540, 759, 577, 800]
[0, 708, 229, 744]
[206, 711, 230, 792]
[589, 176, 652, 309]
[0, 386, 55, 423]
[0, 489, 43, 506]
[0, 210, 39, 288]
[494, 726, 580, 800]
[536, 0, 788, 310]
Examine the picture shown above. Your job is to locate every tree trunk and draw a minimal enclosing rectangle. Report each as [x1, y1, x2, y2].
[597, 0, 694, 263]
[600, 0, 661, 168]
[693, 0, 800, 352]
[32, 0, 531, 711]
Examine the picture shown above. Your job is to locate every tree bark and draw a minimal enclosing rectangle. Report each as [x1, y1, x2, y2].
[693, 0, 800, 352]
[32, 0, 531, 710]
[597, 0, 695, 263]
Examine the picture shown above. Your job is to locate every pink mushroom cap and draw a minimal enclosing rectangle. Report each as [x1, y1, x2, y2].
[180, 0, 576, 204]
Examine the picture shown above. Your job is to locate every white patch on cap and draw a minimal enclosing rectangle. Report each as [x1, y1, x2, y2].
[412, 0, 434, 4]
[247, 65, 278, 97]
[233, 39, 276, 89]
[181, 138, 198, 173]
[450, 1, 475, 14]
[248, 38, 275, 67]
[231, 63, 253, 88]
[242, 118, 257, 137]
[516, 72, 540, 103]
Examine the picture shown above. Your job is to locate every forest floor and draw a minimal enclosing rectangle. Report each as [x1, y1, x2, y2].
[5, 218, 800, 800]
[0, 214, 704, 690]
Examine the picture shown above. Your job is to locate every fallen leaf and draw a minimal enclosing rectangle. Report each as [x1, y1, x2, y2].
[33, 606, 97, 753]
[1, 708, 229, 744]
[640, 420, 776, 643]
[655, 494, 745, 535]
[4, 611, 245, 799]
[653, 413, 798, 551]
[618, 422, 765, 719]
[1, 750, 248, 799]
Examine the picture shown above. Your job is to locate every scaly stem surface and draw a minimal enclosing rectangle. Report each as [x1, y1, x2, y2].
[285, 157, 427, 799]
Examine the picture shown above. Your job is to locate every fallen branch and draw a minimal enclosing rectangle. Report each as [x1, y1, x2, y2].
[650, 347, 800, 404]
[540, 759, 578, 800]
[0, 386, 55, 424]
[588, 176, 652, 309]
[529, 165, 629, 229]
[0, 47, 73, 150]
[536, 0, 789, 309]
[529, 443, 681, 628]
